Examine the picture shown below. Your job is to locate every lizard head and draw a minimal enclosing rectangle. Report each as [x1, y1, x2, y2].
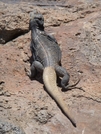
[29, 10, 44, 30]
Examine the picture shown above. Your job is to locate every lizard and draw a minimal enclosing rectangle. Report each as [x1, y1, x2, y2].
[28, 10, 81, 127]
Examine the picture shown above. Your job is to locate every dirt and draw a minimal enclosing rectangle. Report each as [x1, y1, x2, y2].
[0, 0, 101, 134]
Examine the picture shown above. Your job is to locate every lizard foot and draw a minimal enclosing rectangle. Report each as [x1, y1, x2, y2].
[24, 67, 31, 78]
[62, 78, 85, 92]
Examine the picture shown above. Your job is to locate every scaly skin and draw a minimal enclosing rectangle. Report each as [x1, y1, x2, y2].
[28, 10, 81, 127]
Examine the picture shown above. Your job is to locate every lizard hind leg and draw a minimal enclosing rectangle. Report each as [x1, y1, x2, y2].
[28, 61, 44, 79]
[55, 66, 82, 90]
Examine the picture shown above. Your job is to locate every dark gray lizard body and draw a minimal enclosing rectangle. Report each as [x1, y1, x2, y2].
[29, 11, 80, 127]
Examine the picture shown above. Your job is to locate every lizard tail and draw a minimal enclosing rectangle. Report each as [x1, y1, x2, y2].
[43, 67, 76, 127]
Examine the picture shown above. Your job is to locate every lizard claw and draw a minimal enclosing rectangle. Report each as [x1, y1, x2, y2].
[66, 78, 80, 88]
[62, 78, 84, 91]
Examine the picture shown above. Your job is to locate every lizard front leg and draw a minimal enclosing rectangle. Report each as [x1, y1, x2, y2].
[55, 66, 81, 90]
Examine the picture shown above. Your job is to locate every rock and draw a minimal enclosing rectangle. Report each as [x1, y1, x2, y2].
[0, 81, 5, 91]
[34, 109, 53, 124]
[0, 2, 30, 44]
[0, 0, 101, 134]
[0, 1, 99, 44]
[0, 119, 25, 134]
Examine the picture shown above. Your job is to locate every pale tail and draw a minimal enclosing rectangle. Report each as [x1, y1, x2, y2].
[43, 67, 76, 127]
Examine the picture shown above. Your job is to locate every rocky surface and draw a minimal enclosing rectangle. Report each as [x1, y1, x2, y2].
[0, 0, 101, 134]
